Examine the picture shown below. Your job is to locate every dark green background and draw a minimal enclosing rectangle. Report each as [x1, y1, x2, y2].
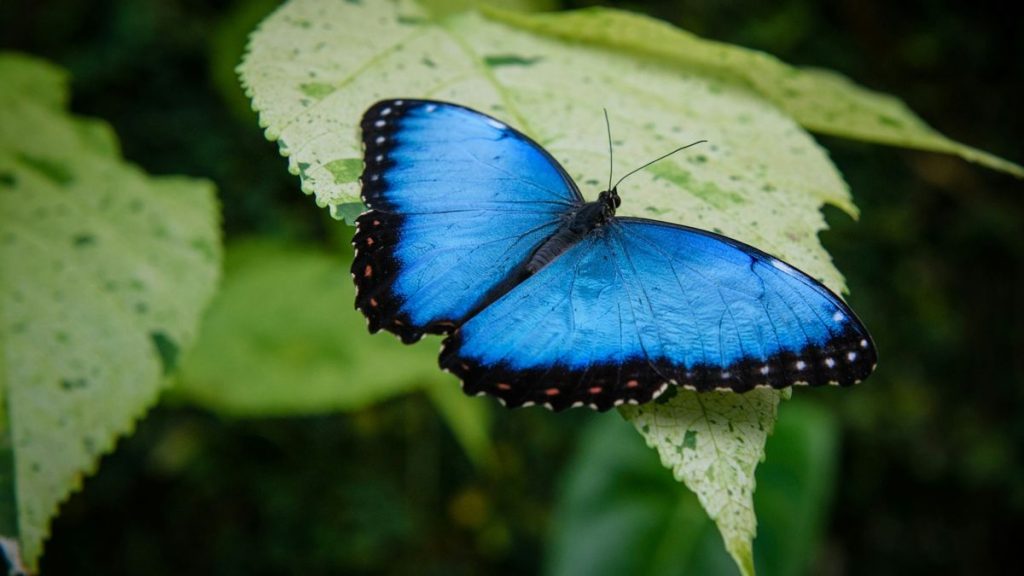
[3, 0, 1022, 574]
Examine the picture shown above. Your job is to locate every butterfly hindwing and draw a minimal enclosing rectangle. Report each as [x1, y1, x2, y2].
[440, 218, 876, 411]
[353, 100, 582, 342]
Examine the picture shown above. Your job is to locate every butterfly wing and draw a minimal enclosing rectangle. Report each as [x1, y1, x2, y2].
[353, 100, 583, 342]
[440, 217, 876, 411]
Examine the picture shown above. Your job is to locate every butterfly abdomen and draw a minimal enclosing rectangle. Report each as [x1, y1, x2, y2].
[527, 226, 585, 274]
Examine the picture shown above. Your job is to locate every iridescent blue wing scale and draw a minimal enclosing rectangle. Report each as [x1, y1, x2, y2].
[353, 100, 582, 343]
[440, 218, 876, 411]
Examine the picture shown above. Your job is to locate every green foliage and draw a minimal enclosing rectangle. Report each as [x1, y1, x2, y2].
[483, 6, 1023, 179]
[620, 389, 786, 575]
[177, 241, 437, 415]
[237, 0, 899, 570]
[5, 0, 1020, 573]
[209, 0, 281, 121]
[547, 400, 838, 576]
[237, 0, 1022, 571]
[422, 376, 494, 467]
[176, 240, 492, 465]
[241, 1, 854, 292]
[0, 53, 221, 568]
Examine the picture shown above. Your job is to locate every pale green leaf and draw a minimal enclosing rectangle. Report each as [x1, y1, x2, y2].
[482, 6, 1023, 178]
[0, 53, 68, 110]
[240, 2, 860, 571]
[0, 52, 221, 569]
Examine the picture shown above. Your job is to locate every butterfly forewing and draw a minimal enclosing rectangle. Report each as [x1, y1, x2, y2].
[353, 100, 582, 342]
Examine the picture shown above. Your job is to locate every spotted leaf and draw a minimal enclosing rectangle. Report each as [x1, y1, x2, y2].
[0, 53, 221, 570]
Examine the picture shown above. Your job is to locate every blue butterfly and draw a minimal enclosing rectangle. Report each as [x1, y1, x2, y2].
[352, 99, 876, 411]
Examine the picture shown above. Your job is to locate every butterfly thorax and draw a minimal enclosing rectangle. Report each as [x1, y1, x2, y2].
[525, 188, 621, 274]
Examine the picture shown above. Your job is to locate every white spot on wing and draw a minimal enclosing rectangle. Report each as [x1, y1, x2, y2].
[487, 119, 507, 130]
[771, 259, 795, 273]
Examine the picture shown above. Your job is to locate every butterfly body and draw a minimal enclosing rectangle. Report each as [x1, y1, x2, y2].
[352, 99, 876, 411]
[526, 189, 619, 274]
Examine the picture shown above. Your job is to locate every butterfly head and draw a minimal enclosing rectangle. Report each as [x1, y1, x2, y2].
[598, 187, 621, 219]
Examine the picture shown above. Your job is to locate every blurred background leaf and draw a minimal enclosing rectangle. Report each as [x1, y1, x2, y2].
[621, 389, 784, 576]
[208, 0, 279, 122]
[174, 238, 493, 466]
[546, 399, 837, 576]
[0, 52, 221, 570]
[175, 239, 442, 416]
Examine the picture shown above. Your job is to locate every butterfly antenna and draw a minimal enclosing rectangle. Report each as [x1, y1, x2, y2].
[604, 108, 614, 192]
[612, 140, 707, 190]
